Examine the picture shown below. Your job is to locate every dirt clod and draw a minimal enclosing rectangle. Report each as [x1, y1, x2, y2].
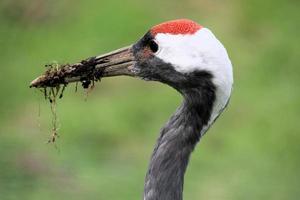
[31, 59, 106, 143]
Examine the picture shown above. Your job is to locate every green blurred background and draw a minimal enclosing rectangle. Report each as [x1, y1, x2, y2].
[0, 0, 299, 199]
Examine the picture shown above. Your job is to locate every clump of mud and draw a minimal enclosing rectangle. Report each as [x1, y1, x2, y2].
[31, 57, 105, 89]
[35, 60, 103, 144]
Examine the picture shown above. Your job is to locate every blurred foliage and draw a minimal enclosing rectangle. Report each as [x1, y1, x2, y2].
[0, 0, 299, 199]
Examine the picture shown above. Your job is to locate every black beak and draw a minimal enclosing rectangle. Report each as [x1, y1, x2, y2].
[30, 45, 136, 88]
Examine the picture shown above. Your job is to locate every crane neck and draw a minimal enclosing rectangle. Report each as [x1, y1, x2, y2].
[143, 86, 216, 200]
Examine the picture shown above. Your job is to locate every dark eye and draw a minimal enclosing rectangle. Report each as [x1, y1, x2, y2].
[149, 40, 159, 53]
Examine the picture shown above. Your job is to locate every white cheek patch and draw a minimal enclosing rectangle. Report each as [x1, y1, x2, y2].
[155, 34, 205, 73]
[155, 28, 234, 131]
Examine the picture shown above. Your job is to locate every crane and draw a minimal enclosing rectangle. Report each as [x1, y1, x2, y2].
[32, 19, 233, 200]
[100, 19, 233, 200]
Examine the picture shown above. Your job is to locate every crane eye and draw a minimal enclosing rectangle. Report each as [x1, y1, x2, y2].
[149, 40, 159, 53]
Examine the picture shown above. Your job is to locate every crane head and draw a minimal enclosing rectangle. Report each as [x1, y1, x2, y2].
[131, 19, 233, 93]
[108, 19, 233, 116]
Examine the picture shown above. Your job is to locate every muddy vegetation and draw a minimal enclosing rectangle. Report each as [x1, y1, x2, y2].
[34, 59, 104, 144]
[31, 57, 106, 89]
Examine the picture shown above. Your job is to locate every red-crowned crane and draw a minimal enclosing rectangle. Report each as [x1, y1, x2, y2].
[98, 19, 233, 200]
[40, 19, 234, 200]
